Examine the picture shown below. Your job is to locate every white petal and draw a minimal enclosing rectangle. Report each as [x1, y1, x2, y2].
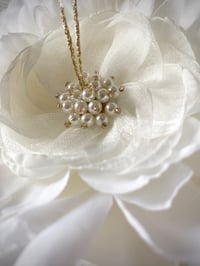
[0, 0, 155, 38]
[78, 132, 180, 194]
[1, 150, 67, 180]
[146, 64, 186, 137]
[0, 191, 89, 266]
[151, 17, 195, 59]
[0, 33, 37, 80]
[0, 167, 70, 216]
[135, 0, 156, 17]
[182, 69, 200, 115]
[172, 117, 200, 162]
[184, 150, 200, 177]
[100, 11, 161, 83]
[0, 0, 59, 36]
[119, 163, 192, 211]
[85, 202, 174, 266]
[117, 181, 200, 264]
[15, 194, 112, 266]
[186, 18, 200, 64]
[0, 159, 27, 204]
[154, 0, 200, 30]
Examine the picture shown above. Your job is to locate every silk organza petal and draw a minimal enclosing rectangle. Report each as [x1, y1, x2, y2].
[185, 151, 200, 178]
[154, 0, 200, 30]
[0, 161, 70, 216]
[182, 69, 200, 115]
[118, 163, 192, 211]
[0, 156, 27, 205]
[0, 0, 60, 36]
[0, 33, 37, 80]
[0, 0, 156, 37]
[186, 17, 200, 64]
[171, 117, 200, 162]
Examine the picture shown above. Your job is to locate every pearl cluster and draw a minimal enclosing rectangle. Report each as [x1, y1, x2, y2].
[56, 71, 125, 128]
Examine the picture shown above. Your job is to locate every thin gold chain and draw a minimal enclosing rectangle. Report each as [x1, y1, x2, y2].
[58, 0, 84, 87]
[72, 0, 83, 80]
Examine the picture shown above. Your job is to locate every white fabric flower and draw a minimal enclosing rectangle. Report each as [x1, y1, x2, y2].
[0, 0, 200, 265]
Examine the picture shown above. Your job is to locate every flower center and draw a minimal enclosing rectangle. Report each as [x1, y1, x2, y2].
[56, 71, 125, 128]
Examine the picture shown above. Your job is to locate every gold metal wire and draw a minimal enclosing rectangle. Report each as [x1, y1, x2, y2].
[72, 0, 84, 80]
[58, 0, 84, 87]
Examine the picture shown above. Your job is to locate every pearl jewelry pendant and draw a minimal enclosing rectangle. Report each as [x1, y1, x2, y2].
[56, 71, 125, 128]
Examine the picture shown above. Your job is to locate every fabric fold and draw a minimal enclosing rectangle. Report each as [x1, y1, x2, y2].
[14, 194, 112, 266]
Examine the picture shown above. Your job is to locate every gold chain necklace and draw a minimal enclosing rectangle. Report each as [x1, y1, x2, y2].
[56, 0, 125, 128]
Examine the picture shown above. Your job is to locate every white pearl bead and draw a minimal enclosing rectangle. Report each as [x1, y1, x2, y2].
[83, 71, 89, 79]
[82, 88, 95, 102]
[64, 86, 72, 95]
[102, 78, 113, 88]
[62, 100, 73, 113]
[88, 100, 102, 115]
[105, 102, 118, 116]
[82, 71, 90, 84]
[58, 72, 124, 129]
[96, 113, 109, 127]
[67, 83, 76, 90]
[68, 113, 80, 126]
[88, 80, 101, 90]
[81, 113, 94, 127]
[74, 100, 88, 114]
[71, 89, 81, 100]
[108, 86, 119, 99]
[97, 88, 110, 103]
[59, 93, 69, 103]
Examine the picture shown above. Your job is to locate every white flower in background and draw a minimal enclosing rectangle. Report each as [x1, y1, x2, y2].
[0, 0, 200, 266]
